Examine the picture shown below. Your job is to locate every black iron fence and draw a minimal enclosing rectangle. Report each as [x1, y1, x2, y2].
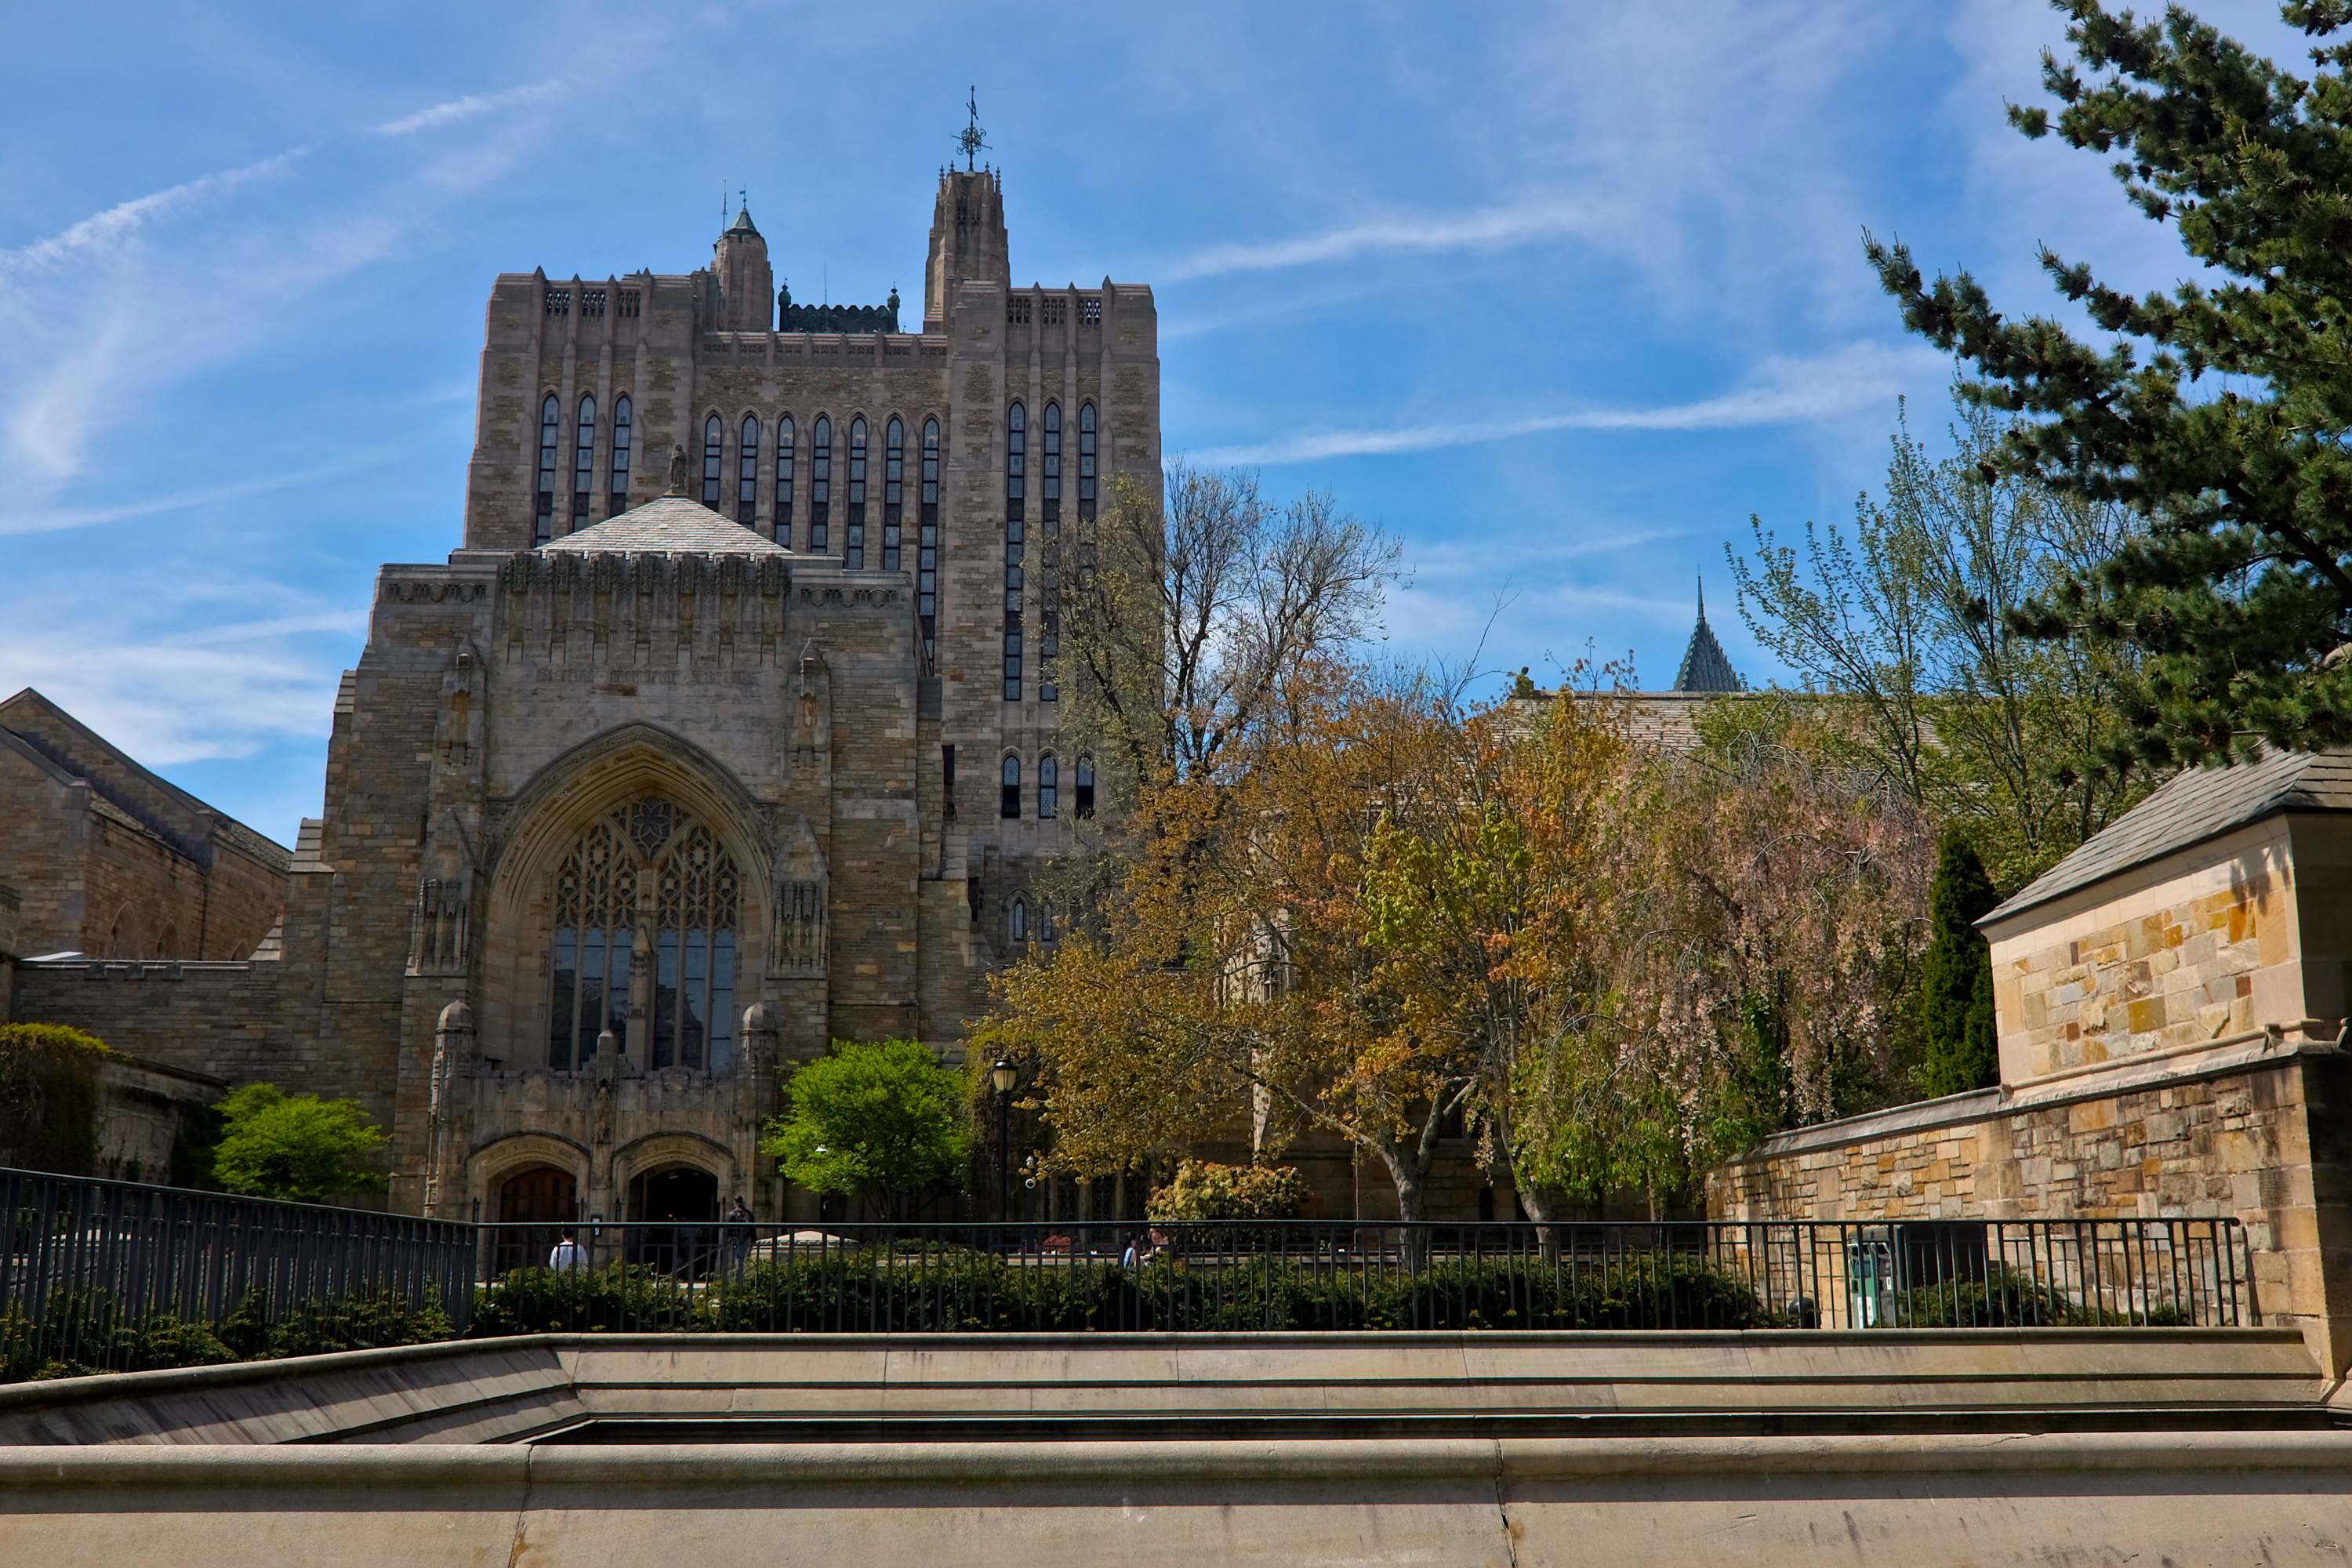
[469, 1216, 2255, 1336]
[0, 1167, 474, 1376]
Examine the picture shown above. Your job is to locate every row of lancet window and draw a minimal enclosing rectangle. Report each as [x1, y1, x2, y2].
[690, 411, 938, 568]
[536, 393, 633, 546]
[998, 753, 1094, 820]
[1004, 400, 1098, 702]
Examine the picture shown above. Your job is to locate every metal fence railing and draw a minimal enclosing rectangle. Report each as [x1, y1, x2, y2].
[466, 1216, 2254, 1335]
[0, 1167, 474, 1375]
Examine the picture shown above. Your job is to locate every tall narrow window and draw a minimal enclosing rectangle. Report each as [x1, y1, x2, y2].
[883, 417, 904, 572]
[738, 416, 760, 527]
[535, 394, 560, 545]
[1039, 754, 1058, 819]
[811, 416, 831, 553]
[845, 416, 868, 568]
[1004, 402, 1026, 702]
[942, 744, 957, 822]
[573, 394, 596, 528]
[1075, 755, 1095, 819]
[1000, 754, 1021, 819]
[1039, 899, 1056, 944]
[701, 415, 723, 507]
[919, 417, 940, 654]
[1040, 403, 1062, 702]
[1010, 896, 1028, 945]
[1078, 402, 1098, 524]
[775, 416, 795, 546]
[608, 394, 632, 516]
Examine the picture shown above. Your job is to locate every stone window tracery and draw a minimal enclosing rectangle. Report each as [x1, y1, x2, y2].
[547, 799, 740, 1075]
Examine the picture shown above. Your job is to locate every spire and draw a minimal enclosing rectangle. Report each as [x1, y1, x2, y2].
[957, 87, 990, 172]
[1673, 575, 1741, 693]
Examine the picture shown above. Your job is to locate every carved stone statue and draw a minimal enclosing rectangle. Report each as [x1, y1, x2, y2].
[666, 443, 691, 496]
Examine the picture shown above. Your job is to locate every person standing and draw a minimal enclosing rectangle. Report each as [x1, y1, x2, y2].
[548, 1229, 586, 1273]
[723, 1197, 754, 1273]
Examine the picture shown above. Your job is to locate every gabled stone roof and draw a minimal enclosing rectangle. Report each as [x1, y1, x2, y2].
[538, 496, 789, 556]
[1984, 746, 2352, 925]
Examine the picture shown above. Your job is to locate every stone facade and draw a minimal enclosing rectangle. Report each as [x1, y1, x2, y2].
[8, 165, 1161, 1230]
[0, 689, 288, 967]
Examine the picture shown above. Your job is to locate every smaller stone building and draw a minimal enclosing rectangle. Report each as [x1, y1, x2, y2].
[0, 688, 289, 970]
[1709, 748, 2352, 1376]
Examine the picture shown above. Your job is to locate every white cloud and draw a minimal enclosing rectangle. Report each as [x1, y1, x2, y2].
[1167, 197, 1613, 282]
[0, 448, 397, 537]
[372, 78, 568, 136]
[0, 151, 307, 278]
[1192, 341, 1944, 466]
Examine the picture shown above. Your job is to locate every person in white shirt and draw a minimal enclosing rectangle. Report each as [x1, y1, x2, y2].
[547, 1229, 586, 1272]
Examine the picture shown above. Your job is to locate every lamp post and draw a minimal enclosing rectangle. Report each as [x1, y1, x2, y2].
[990, 1058, 1018, 1226]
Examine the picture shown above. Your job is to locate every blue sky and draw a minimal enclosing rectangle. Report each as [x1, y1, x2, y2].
[0, 0, 2304, 848]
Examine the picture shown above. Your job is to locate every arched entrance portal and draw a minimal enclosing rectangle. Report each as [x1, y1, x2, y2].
[492, 1165, 579, 1276]
[628, 1165, 718, 1279]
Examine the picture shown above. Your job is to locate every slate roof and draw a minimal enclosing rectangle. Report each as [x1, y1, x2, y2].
[538, 496, 789, 556]
[1673, 588, 1741, 693]
[1984, 746, 2352, 924]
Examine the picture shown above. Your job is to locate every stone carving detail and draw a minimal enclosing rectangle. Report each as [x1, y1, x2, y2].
[410, 876, 471, 973]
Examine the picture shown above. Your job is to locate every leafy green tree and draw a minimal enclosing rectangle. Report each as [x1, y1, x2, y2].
[1868, 0, 2352, 768]
[1918, 826, 2001, 1098]
[761, 1040, 971, 1220]
[211, 1084, 387, 1203]
[1730, 394, 2153, 888]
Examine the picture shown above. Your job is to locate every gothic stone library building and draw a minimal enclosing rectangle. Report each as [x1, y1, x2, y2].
[3, 166, 1161, 1226]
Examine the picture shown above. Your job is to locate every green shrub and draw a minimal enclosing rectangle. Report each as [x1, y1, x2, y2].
[0, 1022, 111, 1177]
[0, 1287, 454, 1384]
[1891, 1265, 2071, 1327]
[212, 1083, 387, 1202]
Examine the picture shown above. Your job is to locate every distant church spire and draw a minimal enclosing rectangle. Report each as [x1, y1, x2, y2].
[1674, 575, 1741, 693]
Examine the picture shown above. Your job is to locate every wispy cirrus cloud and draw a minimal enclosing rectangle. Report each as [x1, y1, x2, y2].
[0, 448, 397, 538]
[372, 78, 568, 136]
[1192, 340, 1943, 466]
[0, 150, 308, 278]
[1166, 196, 1612, 282]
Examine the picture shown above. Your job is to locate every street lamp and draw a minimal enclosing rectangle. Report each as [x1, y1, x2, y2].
[991, 1058, 1018, 1225]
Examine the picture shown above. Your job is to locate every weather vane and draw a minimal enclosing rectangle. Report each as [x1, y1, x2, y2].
[957, 87, 989, 172]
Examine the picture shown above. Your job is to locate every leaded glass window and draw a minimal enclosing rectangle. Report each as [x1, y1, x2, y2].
[1075, 755, 1096, 819]
[573, 395, 596, 527]
[738, 415, 760, 527]
[920, 417, 940, 653]
[1000, 754, 1021, 819]
[702, 415, 724, 507]
[811, 416, 831, 553]
[609, 394, 632, 516]
[883, 416, 904, 572]
[1038, 754, 1058, 819]
[536, 394, 560, 545]
[1005, 403, 1025, 702]
[846, 416, 868, 569]
[775, 415, 795, 546]
[546, 798, 741, 1076]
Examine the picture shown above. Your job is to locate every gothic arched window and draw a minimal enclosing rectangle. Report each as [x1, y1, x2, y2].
[573, 395, 597, 527]
[883, 416, 905, 572]
[1040, 402, 1062, 702]
[919, 417, 941, 650]
[1038, 900, 1055, 945]
[1075, 755, 1096, 819]
[535, 394, 561, 544]
[1010, 896, 1028, 945]
[846, 416, 869, 568]
[548, 798, 741, 1075]
[1038, 753, 1058, 819]
[701, 416, 724, 507]
[609, 394, 633, 516]
[1004, 403, 1026, 702]
[738, 415, 760, 527]
[775, 415, 796, 546]
[1000, 753, 1021, 819]
[811, 416, 832, 552]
